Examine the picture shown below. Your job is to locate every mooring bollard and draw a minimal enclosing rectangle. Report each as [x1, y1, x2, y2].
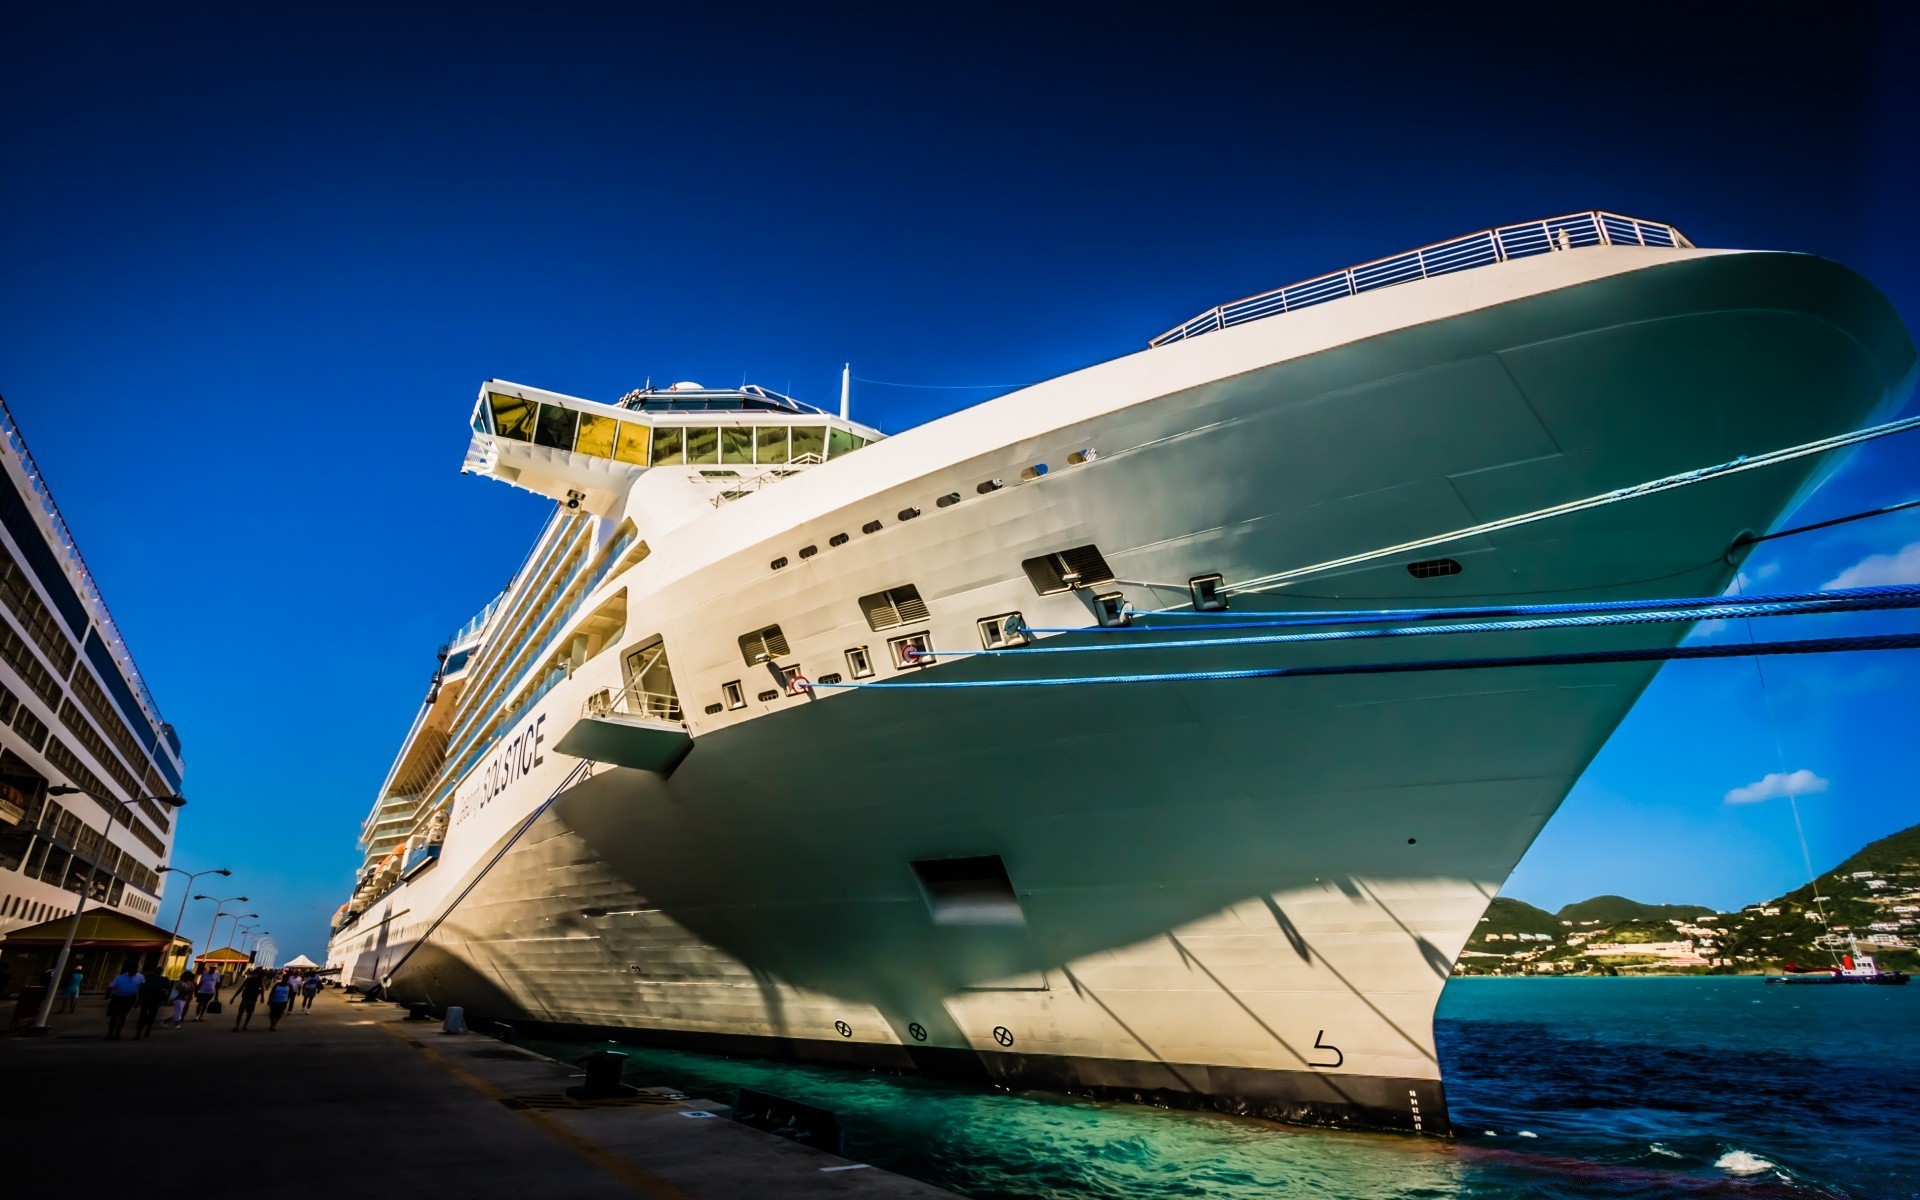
[442, 1005, 467, 1035]
[567, 1050, 637, 1100]
[405, 1002, 434, 1021]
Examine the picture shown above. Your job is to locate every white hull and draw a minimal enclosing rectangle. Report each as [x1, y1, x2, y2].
[330, 244, 1915, 1133]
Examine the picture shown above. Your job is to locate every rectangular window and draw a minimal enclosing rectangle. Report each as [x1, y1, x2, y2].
[1020, 545, 1116, 595]
[977, 613, 1029, 649]
[651, 425, 684, 465]
[737, 625, 791, 665]
[859, 584, 930, 632]
[489, 393, 536, 441]
[575, 413, 617, 458]
[614, 421, 652, 465]
[755, 426, 790, 465]
[845, 646, 874, 679]
[11, 706, 48, 752]
[791, 426, 826, 463]
[534, 403, 579, 450]
[721, 426, 754, 464]
[888, 632, 934, 669]
[826, 428, 858, 458]
[722, 681, 746, 710]
[685, 427, 720, 464]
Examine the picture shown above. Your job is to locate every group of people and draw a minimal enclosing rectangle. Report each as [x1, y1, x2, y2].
[82, 960, 324, 1039]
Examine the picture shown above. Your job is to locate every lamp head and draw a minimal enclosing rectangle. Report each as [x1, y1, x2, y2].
[47, 785, 82, 796]
[216, 868, 232, 876]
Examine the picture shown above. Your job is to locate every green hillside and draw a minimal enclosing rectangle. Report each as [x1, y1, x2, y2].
[1474, 897, 1559, 937]
[1556, 895, 1715, 924]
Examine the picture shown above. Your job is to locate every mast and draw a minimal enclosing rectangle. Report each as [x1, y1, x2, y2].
[840, 363, 850, 421]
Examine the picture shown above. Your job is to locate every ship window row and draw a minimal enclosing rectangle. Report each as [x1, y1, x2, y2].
[0, 619, 64, 709]
[488, 394, 868, 466]
[69, 660, 157, 790]
[11, 781, 163, 896]
[450, 519, 593, 732]
[58, 697, 155, 826]
[42, 734, 167, 854]
[0, 543, 78, 679]
[12, 703, 49, 751]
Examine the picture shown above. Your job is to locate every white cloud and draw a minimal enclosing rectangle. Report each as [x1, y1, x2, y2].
[1724, 769, 1830, 805]
[1824, 541, 1920, 589]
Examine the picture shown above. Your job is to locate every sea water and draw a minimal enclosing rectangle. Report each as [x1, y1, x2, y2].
[531, 978, 1918, 1199]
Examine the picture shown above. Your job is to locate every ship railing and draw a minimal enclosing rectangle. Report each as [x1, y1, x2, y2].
[583, 682, 684, 724]
[1150, 210, 1692, 348]
[710, 453, 826, 507]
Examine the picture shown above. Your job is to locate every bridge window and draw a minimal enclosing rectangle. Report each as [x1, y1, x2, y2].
[651, 426, 684, 465]
[722, 427, 754, 464]
[685, 427, 720, 464]
[827, 428, 867, 458]
[535, 403, 578, 450]
[756, 426, 790, 465]
[614, 422, 651, 465]
[791, 426, 826, 463]
[575, 413, 617, 458]
[489, 393, 536, 442]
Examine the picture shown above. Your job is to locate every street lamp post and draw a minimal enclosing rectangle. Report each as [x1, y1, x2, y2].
[28, 786, 187, 1034]
[160, 866, 230, 969]
[217, 911, 258, 950]
[202, 896, 250, 958]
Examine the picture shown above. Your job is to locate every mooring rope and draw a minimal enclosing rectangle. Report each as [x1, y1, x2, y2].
[932, 586, 1920, 659]
[808, 632, 1920, 693]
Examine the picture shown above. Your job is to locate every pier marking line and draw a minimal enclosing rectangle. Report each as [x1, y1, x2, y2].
[377, 1022, 697, 1200]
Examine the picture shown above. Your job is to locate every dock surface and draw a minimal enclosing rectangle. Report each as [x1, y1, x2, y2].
[1, 991, 952, 1198]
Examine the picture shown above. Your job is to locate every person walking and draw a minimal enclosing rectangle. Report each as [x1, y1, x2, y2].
[134, 968, 171, 1039]
[104, 962, 143, 1040]
[56, 964, 84, 1014]
[193, 965, 220, 1020]
[232, 969, 264, 1032]
[266, 973, 291, 1031]
[169, 972, 193, 1028]
[301, 972, 321, 1012]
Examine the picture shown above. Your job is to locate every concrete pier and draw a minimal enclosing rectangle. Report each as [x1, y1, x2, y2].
[0, 990, 952, 1198]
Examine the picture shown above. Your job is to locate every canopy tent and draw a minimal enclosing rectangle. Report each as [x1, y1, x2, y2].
[282, 954, 320, 969]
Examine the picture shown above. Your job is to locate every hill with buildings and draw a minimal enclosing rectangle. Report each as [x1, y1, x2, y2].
[1457, 821, 1920, 976]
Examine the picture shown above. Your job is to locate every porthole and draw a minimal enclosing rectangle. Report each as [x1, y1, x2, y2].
[829, 532, 849, 547]
[976, 479, 1005, 495]
[703, 702, 723, 715]
[898, 506, 921, 521]
[1067, 448, 1096, 465]
[817, 671, 843, 685]
[757, 689, 780, 703]
[862, 520, 883, 535]
[798, 545, 818, 560]
[1019, 463, 1048, 481]
[1407, 557, 1462, 579]
[936, 492, 961, 508]
[770, 557, 789, 571]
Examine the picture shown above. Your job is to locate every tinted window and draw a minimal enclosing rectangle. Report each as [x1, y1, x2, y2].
[755, 426, 789, 464]
[651, 426, 684, 465]
[575, 414, 617, 458]
[534, 403, 578, 449]
[685, 427, 720, 464]
[791, 426, 826, 462]
[721, 426, 754, 464]
[614, 421, 651, 465]
[490, 393, 536, 442]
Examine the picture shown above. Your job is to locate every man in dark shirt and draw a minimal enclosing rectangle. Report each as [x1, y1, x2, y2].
[232, 969, 266, 1032]
[134, 969, 172, 1039]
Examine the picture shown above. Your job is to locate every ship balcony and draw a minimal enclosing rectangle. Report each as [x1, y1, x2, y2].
[553, 682, 692, 776]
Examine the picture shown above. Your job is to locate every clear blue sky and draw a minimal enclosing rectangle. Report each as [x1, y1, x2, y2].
[3, 4, 1915, 958]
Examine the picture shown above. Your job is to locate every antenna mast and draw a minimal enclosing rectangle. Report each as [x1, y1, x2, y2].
[839, 363, 851, 421]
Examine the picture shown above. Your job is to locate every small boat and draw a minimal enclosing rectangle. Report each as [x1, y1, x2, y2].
[1767, 950, 1910, 986]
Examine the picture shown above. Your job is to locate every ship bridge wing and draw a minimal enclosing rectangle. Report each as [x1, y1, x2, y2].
[467, 380, 884, 517]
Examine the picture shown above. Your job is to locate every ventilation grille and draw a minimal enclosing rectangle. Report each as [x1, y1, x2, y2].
[859, 584, 930, 632]
[737, 625, 790, 665]
[1021, 545, 1116, 595]
[1407, 557, 1463, 579]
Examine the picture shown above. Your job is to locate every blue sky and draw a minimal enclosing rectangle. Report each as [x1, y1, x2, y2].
[2, 4, 1915, 958]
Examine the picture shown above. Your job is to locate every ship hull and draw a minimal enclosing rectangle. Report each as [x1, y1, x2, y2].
[331, 247, 1916, 1135]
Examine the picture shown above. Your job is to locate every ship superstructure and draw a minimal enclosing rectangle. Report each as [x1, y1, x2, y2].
[0, 399, 186, 937]
[330, 212, 1916, 1134]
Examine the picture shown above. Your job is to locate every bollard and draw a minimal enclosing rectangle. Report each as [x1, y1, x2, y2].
[442, 1005, 467, 1035]
[566, 1050, 637, 1101]
[405, 1002, 434, 1021]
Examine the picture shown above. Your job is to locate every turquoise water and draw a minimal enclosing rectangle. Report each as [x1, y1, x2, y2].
[531, 978, 1918, 1199]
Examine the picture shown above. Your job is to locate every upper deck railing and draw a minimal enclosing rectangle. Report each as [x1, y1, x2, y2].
[1150, 210, 1692, 348]
[0, 394, 170, 733]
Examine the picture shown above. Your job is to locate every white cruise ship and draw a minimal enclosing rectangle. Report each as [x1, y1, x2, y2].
[328, 212, 1916, 1134]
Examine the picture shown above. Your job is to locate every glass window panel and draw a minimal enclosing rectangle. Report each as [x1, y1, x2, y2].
[534, 403, 578, 450]
[651, 425, 684, 465]
[685, 427, 720, 464]
[721, 426, 754, 464]
[791, 426, 826, 463]
[490, 393, 536, 442]
[755, 426, 789, 464]
[575, 413, 617, 458]
[827, 427, 858, 458]
[850, 435, 867, 449]
[614, 422, 651, 465]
